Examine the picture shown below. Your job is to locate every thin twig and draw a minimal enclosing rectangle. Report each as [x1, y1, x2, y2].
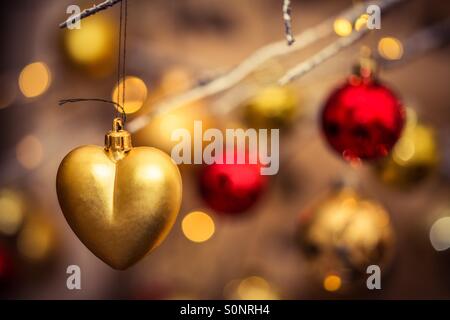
[283, 0, 295, 45]
[278, 30, 367, 85]
[59, 0, 123, 29]
[127, 0, 404, 133]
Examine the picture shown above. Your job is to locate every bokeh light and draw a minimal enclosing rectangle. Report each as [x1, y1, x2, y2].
[430, 217, 450, 251]
[64, 15, 116, 70]
[18, 62, 51, 98]
[378, 37, 404, 60]
[373, 106, 439, 187]
[354, 14, 369, 31]
[16, 135, 44, 170]
[182, 211, 215, 243]
[0, 189, 25, 236]
[333, 18, 352, 37]
[236, 276, 279, 300]
[323, 274, 342, 292]
[112, 76, 148, 114]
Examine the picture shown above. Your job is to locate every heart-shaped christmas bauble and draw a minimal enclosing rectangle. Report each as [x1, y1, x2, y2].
[56, 119, 182, 269]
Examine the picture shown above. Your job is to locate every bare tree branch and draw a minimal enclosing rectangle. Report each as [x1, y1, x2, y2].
[283, 0, 295, 45]
[127, 0, 405, 133]
[278, 30, 367, 85]
[59, 0, 123, 29]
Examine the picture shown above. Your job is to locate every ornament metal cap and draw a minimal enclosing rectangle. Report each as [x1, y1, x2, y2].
[105, 118, 132, 157]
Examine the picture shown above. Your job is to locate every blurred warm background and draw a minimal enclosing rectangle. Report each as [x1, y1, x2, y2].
[1, 0, 450, 299]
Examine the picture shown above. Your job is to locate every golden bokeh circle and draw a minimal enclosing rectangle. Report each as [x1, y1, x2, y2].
[181, 211, 215, 243]
[16, 135, 44, 170]
[323, 274, 342, 292]
[18, 62, 51, 98]
[378, 37, 404, 60]
[334, 18, 353, 37]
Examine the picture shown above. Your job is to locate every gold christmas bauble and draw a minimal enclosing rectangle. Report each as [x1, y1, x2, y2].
[244, 86, 299, 129]
[56, 118, 182, 269]
[297, 188, 395, 278]
[374, 119, 439, 188]
[0, 189, 26, 236]
[62, 14, 116, 76]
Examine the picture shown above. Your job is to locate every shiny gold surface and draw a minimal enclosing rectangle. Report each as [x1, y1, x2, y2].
[298, 188, 395, 277]
[56, 121, 182, 269]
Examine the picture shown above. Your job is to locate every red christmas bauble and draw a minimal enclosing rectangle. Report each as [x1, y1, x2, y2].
[321, 76, 405, 160]
[199, 149, 268, 214]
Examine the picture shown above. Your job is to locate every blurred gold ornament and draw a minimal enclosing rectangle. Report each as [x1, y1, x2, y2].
[374, 114, 439, 187]
[297, 188, 395, 278]
[0, 189, 26, 236]
[63, 15, 116, 75]
[56, 118, 182, 269]
[182, 211, 215, 243]
[17, 212, 57, 262]
[244, 86, 299, 129]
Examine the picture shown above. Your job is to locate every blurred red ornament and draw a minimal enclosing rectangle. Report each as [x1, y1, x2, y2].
[321, 76, 405, 161]
[199, 149, 268, 214]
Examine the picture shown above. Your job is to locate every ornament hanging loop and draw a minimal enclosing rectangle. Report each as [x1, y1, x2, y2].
[112, 117, 125, 132]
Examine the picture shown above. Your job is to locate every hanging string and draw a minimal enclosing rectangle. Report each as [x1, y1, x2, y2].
[59, 98, 127, 123]
[58, 1, 129, 125]
[122, 0, 128, 109]
[116, 0, 124, 120]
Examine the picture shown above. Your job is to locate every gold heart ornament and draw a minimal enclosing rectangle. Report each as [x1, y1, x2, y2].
[56, 118, 182, 269]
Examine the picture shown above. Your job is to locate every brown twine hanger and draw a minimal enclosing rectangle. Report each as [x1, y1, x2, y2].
[59, 0, 129, 126]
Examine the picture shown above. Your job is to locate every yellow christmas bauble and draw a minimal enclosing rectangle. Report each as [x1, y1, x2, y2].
[0, 189, 26, 236]
[62, 14, 116, 76]
[56, 118, 182, 269]
[374, 120, 439, 187]
[244, 86, 299, 129]
[297, 188, 395, 278]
